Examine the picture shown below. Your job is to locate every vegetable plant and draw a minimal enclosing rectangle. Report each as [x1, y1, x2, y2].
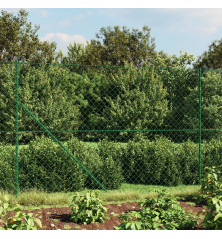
[115, 190, 198, 230]
[0, 195, 42, 230]
[69, 191, 107, 224]
[199, 165, 222, 229]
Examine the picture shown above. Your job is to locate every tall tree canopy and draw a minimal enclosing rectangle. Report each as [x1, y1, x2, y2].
[194, 39, 222, 69]
[64, 25, 157, 67]
[64, 26, 195, 68]
[0, 9, 57, 62]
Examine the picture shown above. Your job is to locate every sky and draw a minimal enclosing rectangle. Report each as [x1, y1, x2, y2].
[1, 1, 222, 61]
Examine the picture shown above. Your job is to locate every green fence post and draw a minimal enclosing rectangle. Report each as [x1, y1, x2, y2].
[199, 68, 202, 185]
[15, 59, 19, 196]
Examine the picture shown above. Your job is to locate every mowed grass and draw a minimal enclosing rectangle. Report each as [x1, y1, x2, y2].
[0, 183, 201, 210]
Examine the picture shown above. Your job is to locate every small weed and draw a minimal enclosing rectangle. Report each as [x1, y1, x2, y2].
[64, 225, 72, 230]
[186, 202, 196, 207]
[74, 225, 81, 229]
[52, 219, 59, 222]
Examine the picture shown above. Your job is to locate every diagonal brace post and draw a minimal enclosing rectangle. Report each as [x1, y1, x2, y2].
[19, 102, 108, 192]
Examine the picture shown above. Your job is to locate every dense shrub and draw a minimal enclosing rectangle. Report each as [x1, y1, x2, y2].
[0, 64, 83, 143]
[120, 137, 183, 185]
[96, 137, 199, 186]
[1, 136, 222, 192]
[184, 71, 222, 141]
[18, 136, 100, 192]
[179, 140, 199, 184]
[93, 140, 124, 189]
[18, 136, 124, 192]
[202, 137, 222, 168]
[1, 64, 222, 145]
[19, 137, 84, 192]
[100, 67, 170, 141]
[0, 144, 15, 192]
[156, 68, 198, 140]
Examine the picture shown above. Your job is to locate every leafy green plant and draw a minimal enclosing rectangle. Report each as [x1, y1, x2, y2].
[201, 165, 222, 197]
[115, 190, 198, 230]
[69, 192, 107, 224]
[199, 165, 222, 229]
[0, 195, 42, 230]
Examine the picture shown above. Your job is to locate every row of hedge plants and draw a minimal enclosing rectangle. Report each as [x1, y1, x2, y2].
[0, 136, 222, 192]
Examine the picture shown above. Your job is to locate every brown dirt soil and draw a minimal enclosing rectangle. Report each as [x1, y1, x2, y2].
[1, 201, 207, 230]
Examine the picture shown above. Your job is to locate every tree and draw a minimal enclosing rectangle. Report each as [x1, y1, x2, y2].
[184, 71, 222, 140]
[0, 64, 82, 143]
[98, 67, 169, 141]
[151, 50, 195, 68]
[0, 9, 57, 63]
[194, 39, 222, 69]
[62, 42, 87, 65]
[65, 25, 156, 67]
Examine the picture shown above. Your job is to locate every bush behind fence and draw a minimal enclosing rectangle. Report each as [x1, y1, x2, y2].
[1, 62, 222, 193]
[1, 136, 222, 192]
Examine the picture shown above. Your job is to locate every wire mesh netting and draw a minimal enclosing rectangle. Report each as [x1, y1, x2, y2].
[0, 61, 222, 194]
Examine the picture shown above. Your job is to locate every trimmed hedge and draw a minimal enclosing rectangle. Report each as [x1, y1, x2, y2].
[97, 137, 200, 186]
[66, 138, 123, 190]
[0, 137, 222, 192]
[18, 136, 123, 192]
[0, 144, 15, 192]
[96, 140, 124, 189]
[18, 137, 103, 192]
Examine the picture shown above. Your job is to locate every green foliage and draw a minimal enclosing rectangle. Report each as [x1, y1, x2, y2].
[69, 192, 107, 224]
[66, 25, 156, 67]
[194, 39, 222, 69]
[115, 190, 198, 230]
[156, 67, 199, 142]
[120, 137, 198, 185]
[199, 165, 222, 230]
[100, 67, 169, 141]
[202, 138, 222, 169]
[184, 71, 222, 140]
[0, 63, 16, 134]
[201, 165, 222, 197]
[62, 43, 87, 66]
[94, 140, 124, 189]
[19, 64, 82, 134]
[90, 156, 123, 190]
[2, 136, 222, 192]
[0, 144, 15, 192]
[0, 136, 123, 192]
[0, 64, 82, 143]
[151, 51, 195, 68]
[0, 9, 57, 63]
[19, 136, 101, 192]
[0, 195, 42, 230]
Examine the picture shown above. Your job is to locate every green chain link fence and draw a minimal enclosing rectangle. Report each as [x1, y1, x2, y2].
[0, 61, 222, 195]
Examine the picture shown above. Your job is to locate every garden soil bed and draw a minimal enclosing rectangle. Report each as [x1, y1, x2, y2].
[28, 201, 206, 230]
[1, 201, 206, 230]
